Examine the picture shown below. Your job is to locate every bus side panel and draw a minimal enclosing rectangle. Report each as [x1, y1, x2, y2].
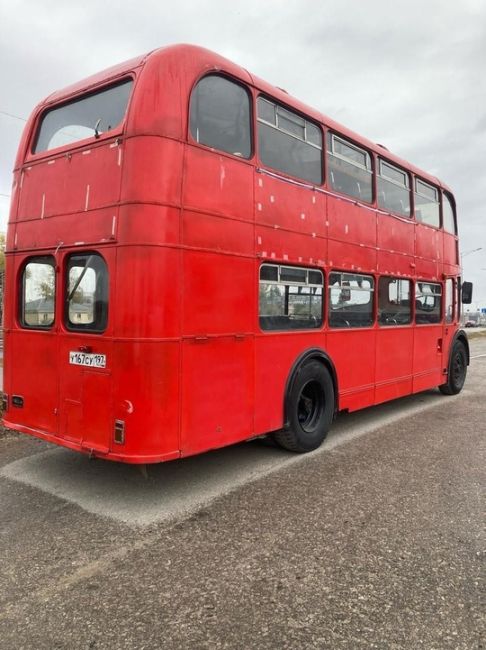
[377, 214, 414, 258]
[115, 246, 181, 340]
[180, 250, 255, 456]
[120, 137, 183, 208]
[326, 330, 376, 411]
[254, 173, 327, 238]
[443, 233, 458, 266]
[413, 326, 444, 392]
[112, 341, 180, 460]
[375, 327, 414, 404]
[14, 207, 119, 250]
[328, 198, 377, 251]
[182, 146, 254, 222]
[17, 142, 123, 220]
[415, 224, 440, 279]
[5, 255, 58, 435]
[180, 336, 254, 456]
[253, 333, 327, 435]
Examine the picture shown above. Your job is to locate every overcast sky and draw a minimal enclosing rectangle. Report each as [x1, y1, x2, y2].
[1, 0, 485, 304]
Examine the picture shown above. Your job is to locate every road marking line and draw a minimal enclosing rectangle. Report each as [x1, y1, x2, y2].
[470, 354, 486, 359]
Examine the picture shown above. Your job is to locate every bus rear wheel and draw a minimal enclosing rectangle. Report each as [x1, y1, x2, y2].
[439, 340, 467, 395]
[274, 361, 334, 453]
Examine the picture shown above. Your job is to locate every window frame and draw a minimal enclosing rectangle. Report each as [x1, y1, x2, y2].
[188, 73, 254, 161]
[442, 191, 457, 235]
[414, 178, 440, 228]
[256, 95, 323, 185]
[259, 263, 324, 332]
[326, 132, 373, 204]
[377, 159, 411, 218]
[414, 280, 443, 325]
[19, 255, 57, 330]
[328, 271, 375, 329]
[377, 276, 412, 327]
[64, 252, 109, 333]
[31, 77, 134, 156]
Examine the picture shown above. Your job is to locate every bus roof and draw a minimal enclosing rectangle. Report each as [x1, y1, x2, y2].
[25, 43, 451, 193]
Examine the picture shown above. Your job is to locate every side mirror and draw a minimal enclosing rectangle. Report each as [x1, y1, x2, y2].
[462, 281, 473, 304]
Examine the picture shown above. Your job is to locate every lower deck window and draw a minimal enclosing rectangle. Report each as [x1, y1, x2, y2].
[259, 264, 323, 330]
[21, 257, 56, 328]
[378, 278, 412, 326]
[415, 282, 442, 324]
[66, 253, 108, 331]
[329, 272, 374, 328]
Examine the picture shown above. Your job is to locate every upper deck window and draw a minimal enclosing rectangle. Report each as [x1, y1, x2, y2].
[190, 75, 252, 159]
[377, 160, 411, 217]
[442, 192, 457, 234]
[257, 97, 322, 184]
[327, 134, 372, 203]
[34, 79, 133, 153]
[414, 179, 440, 228]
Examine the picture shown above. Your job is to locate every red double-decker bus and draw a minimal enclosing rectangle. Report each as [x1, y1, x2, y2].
[2, 44, 472, 463]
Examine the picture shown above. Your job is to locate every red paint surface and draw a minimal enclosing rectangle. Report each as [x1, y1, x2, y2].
[3, 45, 462, 463]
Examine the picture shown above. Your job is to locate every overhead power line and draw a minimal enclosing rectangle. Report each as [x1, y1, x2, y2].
[0, 110, 27, 122]
[0, 193, 12, 198]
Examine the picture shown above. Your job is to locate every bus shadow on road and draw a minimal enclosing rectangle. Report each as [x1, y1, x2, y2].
[0, 388, 448, 527]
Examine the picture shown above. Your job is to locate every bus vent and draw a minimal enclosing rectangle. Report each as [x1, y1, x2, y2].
[114, 419, 125, 445]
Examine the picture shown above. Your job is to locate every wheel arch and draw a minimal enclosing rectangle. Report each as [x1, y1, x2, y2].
[283, 348, 339, 428]
[451, 329, 470, 365]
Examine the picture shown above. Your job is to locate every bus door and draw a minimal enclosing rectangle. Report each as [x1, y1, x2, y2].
[441, 277, 456, 371]
[413, 281, 444, 392]
[10, 255, 60, 435]
[58, 250, 114, 455]
[375, 278, 414, 404]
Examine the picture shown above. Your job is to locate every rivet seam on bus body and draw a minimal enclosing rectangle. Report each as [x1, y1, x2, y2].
[262, 251, 267, 257]
[273, 224, 279, 229]
[283, 254, 288, 260]
[220, 167, 225, 188]
[326, 221, 329, 227]
[271, 252, 276, 258]
[301, 213, 305, 220]
[344, 224, 349, 234]
[118, 148, 122, 166]
[312, 196, 316, 204]
[298, 256, 303, 262]
[111, 216, 117, 238]
[47, 160, 55, 165]
[270, 195, 275, 203]
[258, 178, 263, 187]
[74, 242, 85, 246]
[257, 237, 262, 245]
[85, 185, 90, 211]
[40, 193, 45, 219]
[257, 203, 262, 211]
[14, 232, 17, 247]
[312, 233, 316, 238]
[82, 150, 91, 155]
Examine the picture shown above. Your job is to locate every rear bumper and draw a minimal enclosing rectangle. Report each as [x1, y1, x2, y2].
[1, 418, 181, 464]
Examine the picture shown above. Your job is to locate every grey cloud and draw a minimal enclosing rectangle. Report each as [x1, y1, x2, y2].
[0, 0, 485, 301]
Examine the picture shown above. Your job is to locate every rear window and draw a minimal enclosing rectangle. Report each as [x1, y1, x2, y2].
[34, 79, 133, 153]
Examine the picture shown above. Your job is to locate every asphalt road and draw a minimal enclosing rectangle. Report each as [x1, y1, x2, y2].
[0, 339, 484, 649]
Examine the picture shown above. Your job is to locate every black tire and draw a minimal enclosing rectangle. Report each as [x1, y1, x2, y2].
[439, 340, 467, 395]
[273, 361, 334, 453]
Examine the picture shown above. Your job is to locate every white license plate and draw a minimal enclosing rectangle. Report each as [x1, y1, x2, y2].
[69, 351, 106, 368]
